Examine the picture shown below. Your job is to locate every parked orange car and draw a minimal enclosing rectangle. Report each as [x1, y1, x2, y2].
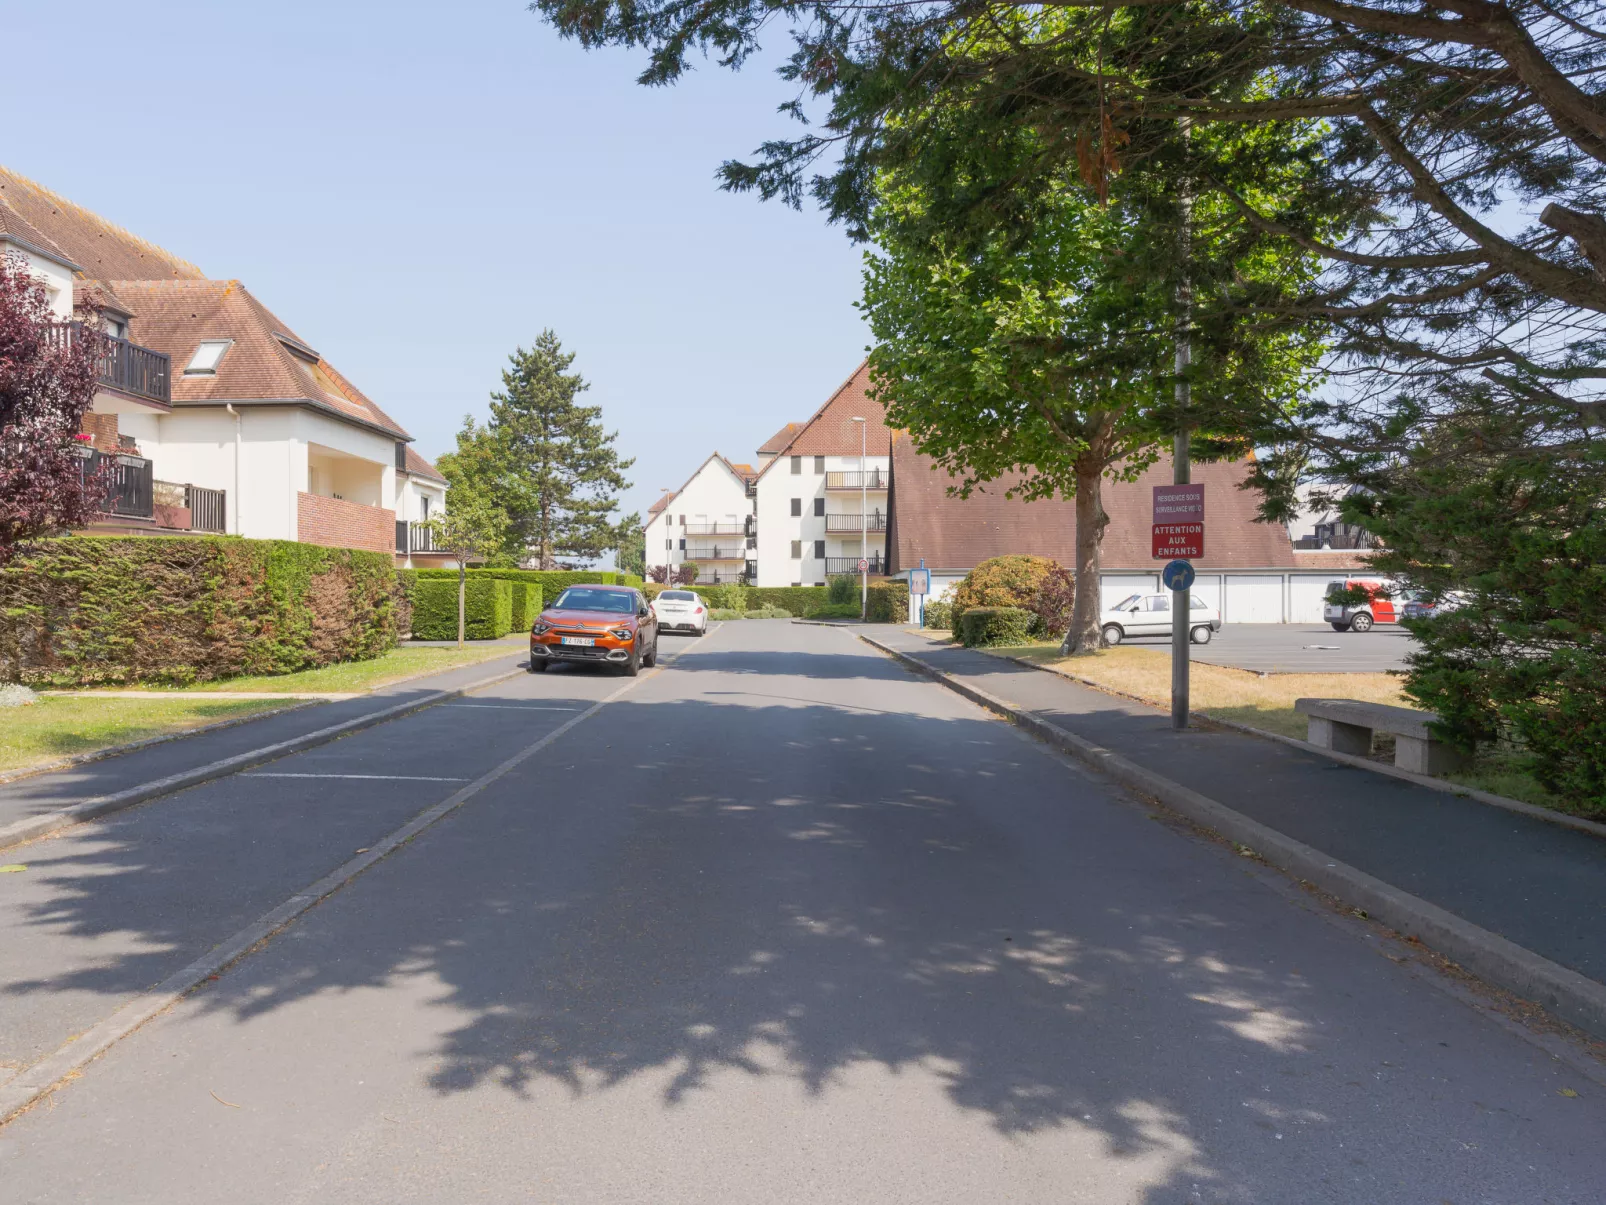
[529, 586, 659, 676]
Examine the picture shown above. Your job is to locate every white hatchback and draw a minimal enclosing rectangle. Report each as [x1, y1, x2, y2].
[1100, 593, 1222, 646]
[651, 589, 709, 635]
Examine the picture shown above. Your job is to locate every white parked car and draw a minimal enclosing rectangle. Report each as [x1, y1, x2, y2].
[1100, 593, 1222, 646]
[651, 589, 708, 635]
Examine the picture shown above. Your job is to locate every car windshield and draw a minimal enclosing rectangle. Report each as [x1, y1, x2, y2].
[552, 588, 635, 613]
[659, 591, 695, 601]
[1111, 594, 1140, 610]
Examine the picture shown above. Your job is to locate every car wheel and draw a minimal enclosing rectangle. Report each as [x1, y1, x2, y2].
[1349, 612, 1374, 633]
[527, 658, 547, 673]
[1101, 624, 1123, 646]
[1330, 622, 1350, 632]
[619, 648, 640, 677]
[643, 638, 658, 667]
[1190, 625, 1212, 645]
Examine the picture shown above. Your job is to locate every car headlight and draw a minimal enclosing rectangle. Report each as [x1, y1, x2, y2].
[610, 627, 634, 641]
[532, 620, 550, 635]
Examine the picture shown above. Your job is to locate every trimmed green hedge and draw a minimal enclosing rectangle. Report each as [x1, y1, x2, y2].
[958, 606, 1035, 648]
[509, 582, 543, 631]
[0, 536, 398, 685]
[867, 580, 909, 624]
[410, 577, 513, 640]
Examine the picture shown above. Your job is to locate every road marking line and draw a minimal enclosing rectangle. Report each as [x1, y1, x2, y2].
[240, 773, 470, 782]
[440, 704, 579, 711]
[0, 665, 657, 1128]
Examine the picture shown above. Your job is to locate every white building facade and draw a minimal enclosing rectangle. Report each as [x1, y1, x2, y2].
[646, 455, 756, 585]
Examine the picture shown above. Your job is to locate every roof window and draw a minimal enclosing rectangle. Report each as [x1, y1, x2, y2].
[185, 340, 232, 375]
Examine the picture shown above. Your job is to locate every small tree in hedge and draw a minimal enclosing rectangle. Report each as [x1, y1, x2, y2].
[614, 512, 645, 578]
[425, 499, 508, 648]
[0, 257, 106, 568]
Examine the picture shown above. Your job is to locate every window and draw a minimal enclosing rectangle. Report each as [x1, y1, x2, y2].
[790, 498, 802, 517]
[1146, 596, 1170, 612]
[666, 539, 673, 550]
[790, 540, 803, 559]
[420, 495, 431, 521]
[790, 456, 802, 474]
[1191, 595, 1209, 610]
[679, 514, 686, 526]
[814, 456, 825, 474]
[813, 498, 825, 517]
[184, 340, 232, 375]
[678, 538, 685, 550]
[105, 318, 126, 340]
[551, 588, 635, 614]
[814, 540, 825, 559]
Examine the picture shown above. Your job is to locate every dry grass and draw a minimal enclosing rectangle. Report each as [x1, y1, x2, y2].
[984, 641, 1408, 739]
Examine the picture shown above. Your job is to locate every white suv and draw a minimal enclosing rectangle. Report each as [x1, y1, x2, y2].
[1100, 593, 1222, 646]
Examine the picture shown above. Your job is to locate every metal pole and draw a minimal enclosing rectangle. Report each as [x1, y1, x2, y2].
[860, 421, 868, 620]
[1172, 117, 1193, 731]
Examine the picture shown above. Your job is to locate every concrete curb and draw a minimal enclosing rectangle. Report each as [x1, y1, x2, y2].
[982, 644, 1606, 843]
[860, 633, 1606, 1040]
[0, 658, 530, 852]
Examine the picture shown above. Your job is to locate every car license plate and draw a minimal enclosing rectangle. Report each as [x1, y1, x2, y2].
[560, 636, 595, 647]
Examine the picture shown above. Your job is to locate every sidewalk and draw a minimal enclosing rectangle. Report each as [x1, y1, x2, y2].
[0, 650, 530, 838]
[872, 628, 1606, 994]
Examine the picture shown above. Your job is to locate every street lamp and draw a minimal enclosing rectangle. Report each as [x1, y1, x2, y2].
[660, 488, 675, 587]
[851, 416, 867, 620]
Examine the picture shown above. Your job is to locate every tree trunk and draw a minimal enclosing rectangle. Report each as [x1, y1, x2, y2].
[1062, 457, 1110, 654]
[457, 565, 466, 649]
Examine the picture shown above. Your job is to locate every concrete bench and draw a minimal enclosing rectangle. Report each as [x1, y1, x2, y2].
[1293, 698, 1469, 776]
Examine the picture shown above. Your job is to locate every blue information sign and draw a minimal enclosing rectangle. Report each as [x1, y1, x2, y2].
[1162, 559, 1196, 592]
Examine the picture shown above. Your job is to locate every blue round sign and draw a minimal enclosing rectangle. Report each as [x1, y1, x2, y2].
[1162, 559, 1196, 592]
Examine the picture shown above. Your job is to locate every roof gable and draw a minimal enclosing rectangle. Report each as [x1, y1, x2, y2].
[0, 166, 203, 281]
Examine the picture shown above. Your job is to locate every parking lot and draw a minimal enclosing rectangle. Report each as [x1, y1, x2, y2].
[1112, 622, 1416, 673]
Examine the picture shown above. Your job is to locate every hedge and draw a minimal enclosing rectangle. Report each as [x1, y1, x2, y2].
[508, 581, 543, 631]
[923, 600, 953, 630]
[958, 606, 1035, 648]
[410, 577, 513, 640]
[0, 536, 398, 686]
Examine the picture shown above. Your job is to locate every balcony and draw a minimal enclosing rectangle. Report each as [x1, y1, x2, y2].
[51, 323, 171, 406]
[824, 555, 887, 576]
[299, 492, 396, 555]
[824, 513, 888, 534]
[685, 543, 748, 561]
[683, 522, 746, 536]
[78, 450, 225, 532]
[396, 520, 454, 555]
[824, 470, 888, 491]
[689, 569, 746, 585]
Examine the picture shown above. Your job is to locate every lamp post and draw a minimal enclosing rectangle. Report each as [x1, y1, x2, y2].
[660, 488, 674, 587]
[851, 416, 867, 620]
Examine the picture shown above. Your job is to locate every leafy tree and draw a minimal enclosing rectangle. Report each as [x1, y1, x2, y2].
[439, 331, 632, 569]
[614, 512, 645, 578]
[424, 498, 509, 648]
[0, 257, 106, 568]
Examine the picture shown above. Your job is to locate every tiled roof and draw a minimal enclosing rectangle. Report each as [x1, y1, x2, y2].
[402, 446, 447, 484]
[765, 361, 891, 461]
[757, 422, 802, 455]
[648, 493, 670, 517]
[888, 435, 1297, 572]
[109, 279, 411, 439]
[0, 200, 78, 268]
[0, 166, 203, 281]
[1292, 550, 1374, 572]
[77, 280, 137, 318]
[727, 461, 757, 481]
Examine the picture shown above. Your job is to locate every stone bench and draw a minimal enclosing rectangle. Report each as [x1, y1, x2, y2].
[1293, 698, 1469, 776]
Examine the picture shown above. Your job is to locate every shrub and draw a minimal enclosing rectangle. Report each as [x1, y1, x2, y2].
[508, 581, 544, 631]
[698, 583, 748, 610]
[410, 577, 513, 640]
[810, 601, 862, 619]
[745, 606, 791, 619]
[0, 536, 398, 685]
[953, 556, 1059, 630]
[746, 586, 829, 614]
[866, 579, 909, 624]
[827, 573, 857, 605]
[923, 600, 953, 629]
[1028, 566, 1077, 638]
[708, 607, 744, 620]
[958, 606, 1035, 648]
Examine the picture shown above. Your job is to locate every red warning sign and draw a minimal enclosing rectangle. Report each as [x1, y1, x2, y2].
[1152, 484, 1204, 559]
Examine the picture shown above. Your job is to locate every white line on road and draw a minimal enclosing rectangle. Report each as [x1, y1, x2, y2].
[440, 704, 579, 711]
[240, 773, 470, 782]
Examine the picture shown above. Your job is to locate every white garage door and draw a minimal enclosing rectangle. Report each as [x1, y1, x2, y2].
[1190, 574, 1222, 613]
[1102, 573, 1159, 609]
[1288, 574, 1338, 623]
[1225, 575, 1285, 623]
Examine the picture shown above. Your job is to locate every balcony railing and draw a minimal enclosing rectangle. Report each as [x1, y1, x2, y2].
[683, 522, 746, 536]
[824, 513, 888, 533]
[81, 449, 153, 518]
[51, 323, 171, 406]
[824, 470, 888, 491]
[825, 555, 886, 576]
[396, 520, 448, 554]
[689, 569, 746, 584]
[686, 544, 748, 560]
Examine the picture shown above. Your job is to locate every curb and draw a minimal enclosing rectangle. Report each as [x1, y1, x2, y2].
[0, 658, 530, 852]
[860, 633, 1606, 1040]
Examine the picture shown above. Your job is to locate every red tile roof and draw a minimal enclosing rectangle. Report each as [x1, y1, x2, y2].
[888, 435, 1297, 572]
[401, 446, 447, 484]
[109, 279, 411, 439]
[0, 166, 204, 281]
[765, 361, 891, 462]
[757, 422, 802, 455]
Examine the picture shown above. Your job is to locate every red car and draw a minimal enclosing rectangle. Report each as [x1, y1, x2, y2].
[1323, 578, 1399, 632]
[529, 586, 659, 676]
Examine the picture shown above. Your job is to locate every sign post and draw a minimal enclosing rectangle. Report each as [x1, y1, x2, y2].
[1154, 484, 1204, 729]
[910, 560, 930, 626]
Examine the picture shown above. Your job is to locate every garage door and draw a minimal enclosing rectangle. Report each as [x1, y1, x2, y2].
[1190, 574, 1222, 613]
[1288, 574, 1338, 623]
[1225, 575, 1285, 623]
[1102, 573, 1158, 609]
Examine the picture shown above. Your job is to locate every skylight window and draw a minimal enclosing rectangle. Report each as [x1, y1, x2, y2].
[185, 340, 232, 374]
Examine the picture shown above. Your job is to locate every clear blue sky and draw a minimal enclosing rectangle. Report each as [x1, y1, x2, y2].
[8, 0, 869, 540]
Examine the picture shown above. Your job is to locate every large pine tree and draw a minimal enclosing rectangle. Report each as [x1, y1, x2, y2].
[442, 331, 632, 569]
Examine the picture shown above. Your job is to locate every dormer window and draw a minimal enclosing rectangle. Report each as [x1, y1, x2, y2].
[185, 340, 232, 375]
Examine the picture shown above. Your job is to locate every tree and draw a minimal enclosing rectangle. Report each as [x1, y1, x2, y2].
[0, 256, 106, 567]
[438, 331, 632, 568]
[424, 499, 509, 648]
[614, 512, 645, 578]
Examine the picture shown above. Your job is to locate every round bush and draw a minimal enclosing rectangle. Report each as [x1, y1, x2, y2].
[953, 556, 1059, 630]
[958, 606, 1035, 648]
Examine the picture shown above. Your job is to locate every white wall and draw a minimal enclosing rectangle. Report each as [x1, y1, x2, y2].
[1224, 575, 1285, 623]
[3, 243, 74, 317]
[1289, 573, 1341, 623]
[647, 458, 752, 580]
[1102, 573, 1160, 609]
[754, 452, 889, 586]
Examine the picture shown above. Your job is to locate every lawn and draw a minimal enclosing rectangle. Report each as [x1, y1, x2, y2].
[0, 696, 292, 775]
[112, 639, 526, 696]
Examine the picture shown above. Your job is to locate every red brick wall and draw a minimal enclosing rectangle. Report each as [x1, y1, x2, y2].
[80, 413, 120, 453]
[297, 492, 395, 555]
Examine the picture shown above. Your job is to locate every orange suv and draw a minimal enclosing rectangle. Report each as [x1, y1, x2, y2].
[529, 586, 659, 676]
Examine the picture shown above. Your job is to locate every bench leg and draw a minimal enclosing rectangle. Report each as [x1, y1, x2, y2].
[1307, 716, 1373, 756]
[1395, 735, 1468, 776]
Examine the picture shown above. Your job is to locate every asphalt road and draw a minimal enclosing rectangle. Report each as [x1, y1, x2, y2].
[1, 621, 1601, 1203]
[1116, 623, 1416, 674]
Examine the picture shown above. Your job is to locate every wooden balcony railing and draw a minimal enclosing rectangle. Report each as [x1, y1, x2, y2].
[51, 323, 171, 405]
[824, 513, 888, 533]
[825, 555, 886, 576]
[824, 470, 888, 491]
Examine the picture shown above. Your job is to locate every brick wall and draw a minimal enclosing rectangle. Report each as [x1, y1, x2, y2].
[80, 412, 120, 453]
[297, 492, 396, 555]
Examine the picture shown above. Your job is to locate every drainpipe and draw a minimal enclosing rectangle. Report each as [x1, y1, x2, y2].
[225, 404, 241, 535]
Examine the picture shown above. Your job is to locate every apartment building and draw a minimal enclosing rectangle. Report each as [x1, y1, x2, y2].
[0, 167, 450, 564]
[646, 454, 756, 584]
